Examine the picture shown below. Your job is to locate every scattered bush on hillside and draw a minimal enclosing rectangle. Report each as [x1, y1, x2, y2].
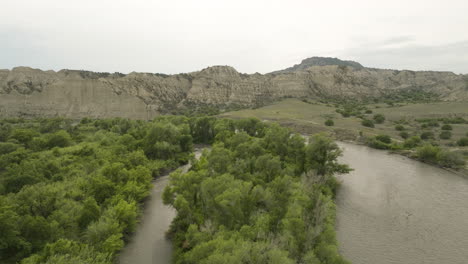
[373, 114, 385, 124]
[441, 124, 453, 130]
[395, 124, 405, 131]
[325, 119, 334, 126]
[399, 131, 409, 139]
[420, 131, 435, 140]
[439, 131, 452, 140]
[361, 119, 374, 128]
[458, 137, 468, 146]
[403, 136, 422, 148]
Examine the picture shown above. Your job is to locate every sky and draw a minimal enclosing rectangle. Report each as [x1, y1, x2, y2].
[1, 0, 468, 74]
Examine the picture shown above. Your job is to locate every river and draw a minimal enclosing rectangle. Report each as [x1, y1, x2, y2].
[336, 142, 468, 264]
[118, 143, 468, 264]
[118, 149, 204, 264]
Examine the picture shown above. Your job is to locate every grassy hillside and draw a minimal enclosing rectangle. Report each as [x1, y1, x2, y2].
[222, 99, 468, 171]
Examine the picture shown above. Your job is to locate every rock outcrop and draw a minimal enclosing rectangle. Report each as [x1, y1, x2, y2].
[1, 58, 467, 119]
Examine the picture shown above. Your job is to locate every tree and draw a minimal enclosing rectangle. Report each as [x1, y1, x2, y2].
[305, 135, 351, 177]
[45, 130, 73, 149]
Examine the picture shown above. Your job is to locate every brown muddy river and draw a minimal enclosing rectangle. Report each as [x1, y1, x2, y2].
[118, 149, 204, 264]
[336, 142, 468, 264]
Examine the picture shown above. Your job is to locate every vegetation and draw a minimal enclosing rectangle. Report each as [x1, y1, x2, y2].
[324, 119, 334, 126]
[395, 124, 405, 131]
[373, 114, 385, 124]
[439, 131, 452, 140]
[399, 131, 409, 139]
[361, 119, 374, 128]
[441, 124, 453, 130]
[420, 131, 435, 140]
[223, 99, 468, 171]
[0, 116, 353, 264]
[163, 121, 351, 264]
[0, 117, 198, 264]
[458, 137, 468, 147]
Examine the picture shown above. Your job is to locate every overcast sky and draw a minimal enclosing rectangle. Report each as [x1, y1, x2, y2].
[1, 0, 468, 74]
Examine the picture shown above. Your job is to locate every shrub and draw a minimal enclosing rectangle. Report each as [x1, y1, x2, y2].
[399, 131, 409, 139]
[416, 144, 440, 163]
[439, 131, 452, 140]
[403, 136, 422, 148]
[361, 119, 374, 128]
[457, 137, 468, 146]
[441, 124, 452, 130]
[365, 109, 372, 114]
[375, 134, 392, 144]
[369, 139, 391, 150]
[373, 114, 385, 124]
[437, 151, 465, 168]
[420, 131, 434, 140]
[427, 121, 439, 127]
[395, 125, 405, 131]
[324, 119, 334, 126]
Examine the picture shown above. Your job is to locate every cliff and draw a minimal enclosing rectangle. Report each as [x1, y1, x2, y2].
[1, 58, 467, 119]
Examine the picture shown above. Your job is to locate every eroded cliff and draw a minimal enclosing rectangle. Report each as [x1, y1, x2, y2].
[1, 58, 467, 119]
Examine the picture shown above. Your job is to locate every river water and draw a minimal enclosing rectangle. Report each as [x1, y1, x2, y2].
[118, 149, 204, 264]
[336, 142, 468, 264]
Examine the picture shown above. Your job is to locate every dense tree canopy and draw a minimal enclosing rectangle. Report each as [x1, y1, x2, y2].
[164, 121, 351, 264]
[0, 116, 351, 264]
[0, 117, 193, 263]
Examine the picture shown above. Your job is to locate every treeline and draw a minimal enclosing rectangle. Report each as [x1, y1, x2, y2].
[163, 119, 351, 264]
[0, 116, 200, 263]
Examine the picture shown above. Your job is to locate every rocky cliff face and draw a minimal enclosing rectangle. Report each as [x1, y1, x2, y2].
[1, 58, 467, 119]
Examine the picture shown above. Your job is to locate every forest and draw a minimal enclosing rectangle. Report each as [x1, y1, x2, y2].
[0, 116, 350, 264]
[163, 119, 351, 264]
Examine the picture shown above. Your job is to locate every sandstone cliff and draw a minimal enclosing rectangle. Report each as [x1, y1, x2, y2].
[1, 58, 467, 119]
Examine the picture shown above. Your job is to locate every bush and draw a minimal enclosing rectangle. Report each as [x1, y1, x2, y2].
[437, 151, 466, 168]
[373, 114, 385, 124]
[416, 144, 440, 163]
[439, 131, 452, 140]
[458, 137, 468, 146]
[361, 119, 374, 128]
[427, 121, 439, 127]
[369, 139, 391, 150]
[324, 119, 334, 126]
[420, 131, 434, 140]
[441, 124, 452, 130]
[365, 109, 373, 114]
[395, 125, 405, 131]
[403, 136, 422, 148]
[399, 131, 409, 139]
[375, 134, 392, 144]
